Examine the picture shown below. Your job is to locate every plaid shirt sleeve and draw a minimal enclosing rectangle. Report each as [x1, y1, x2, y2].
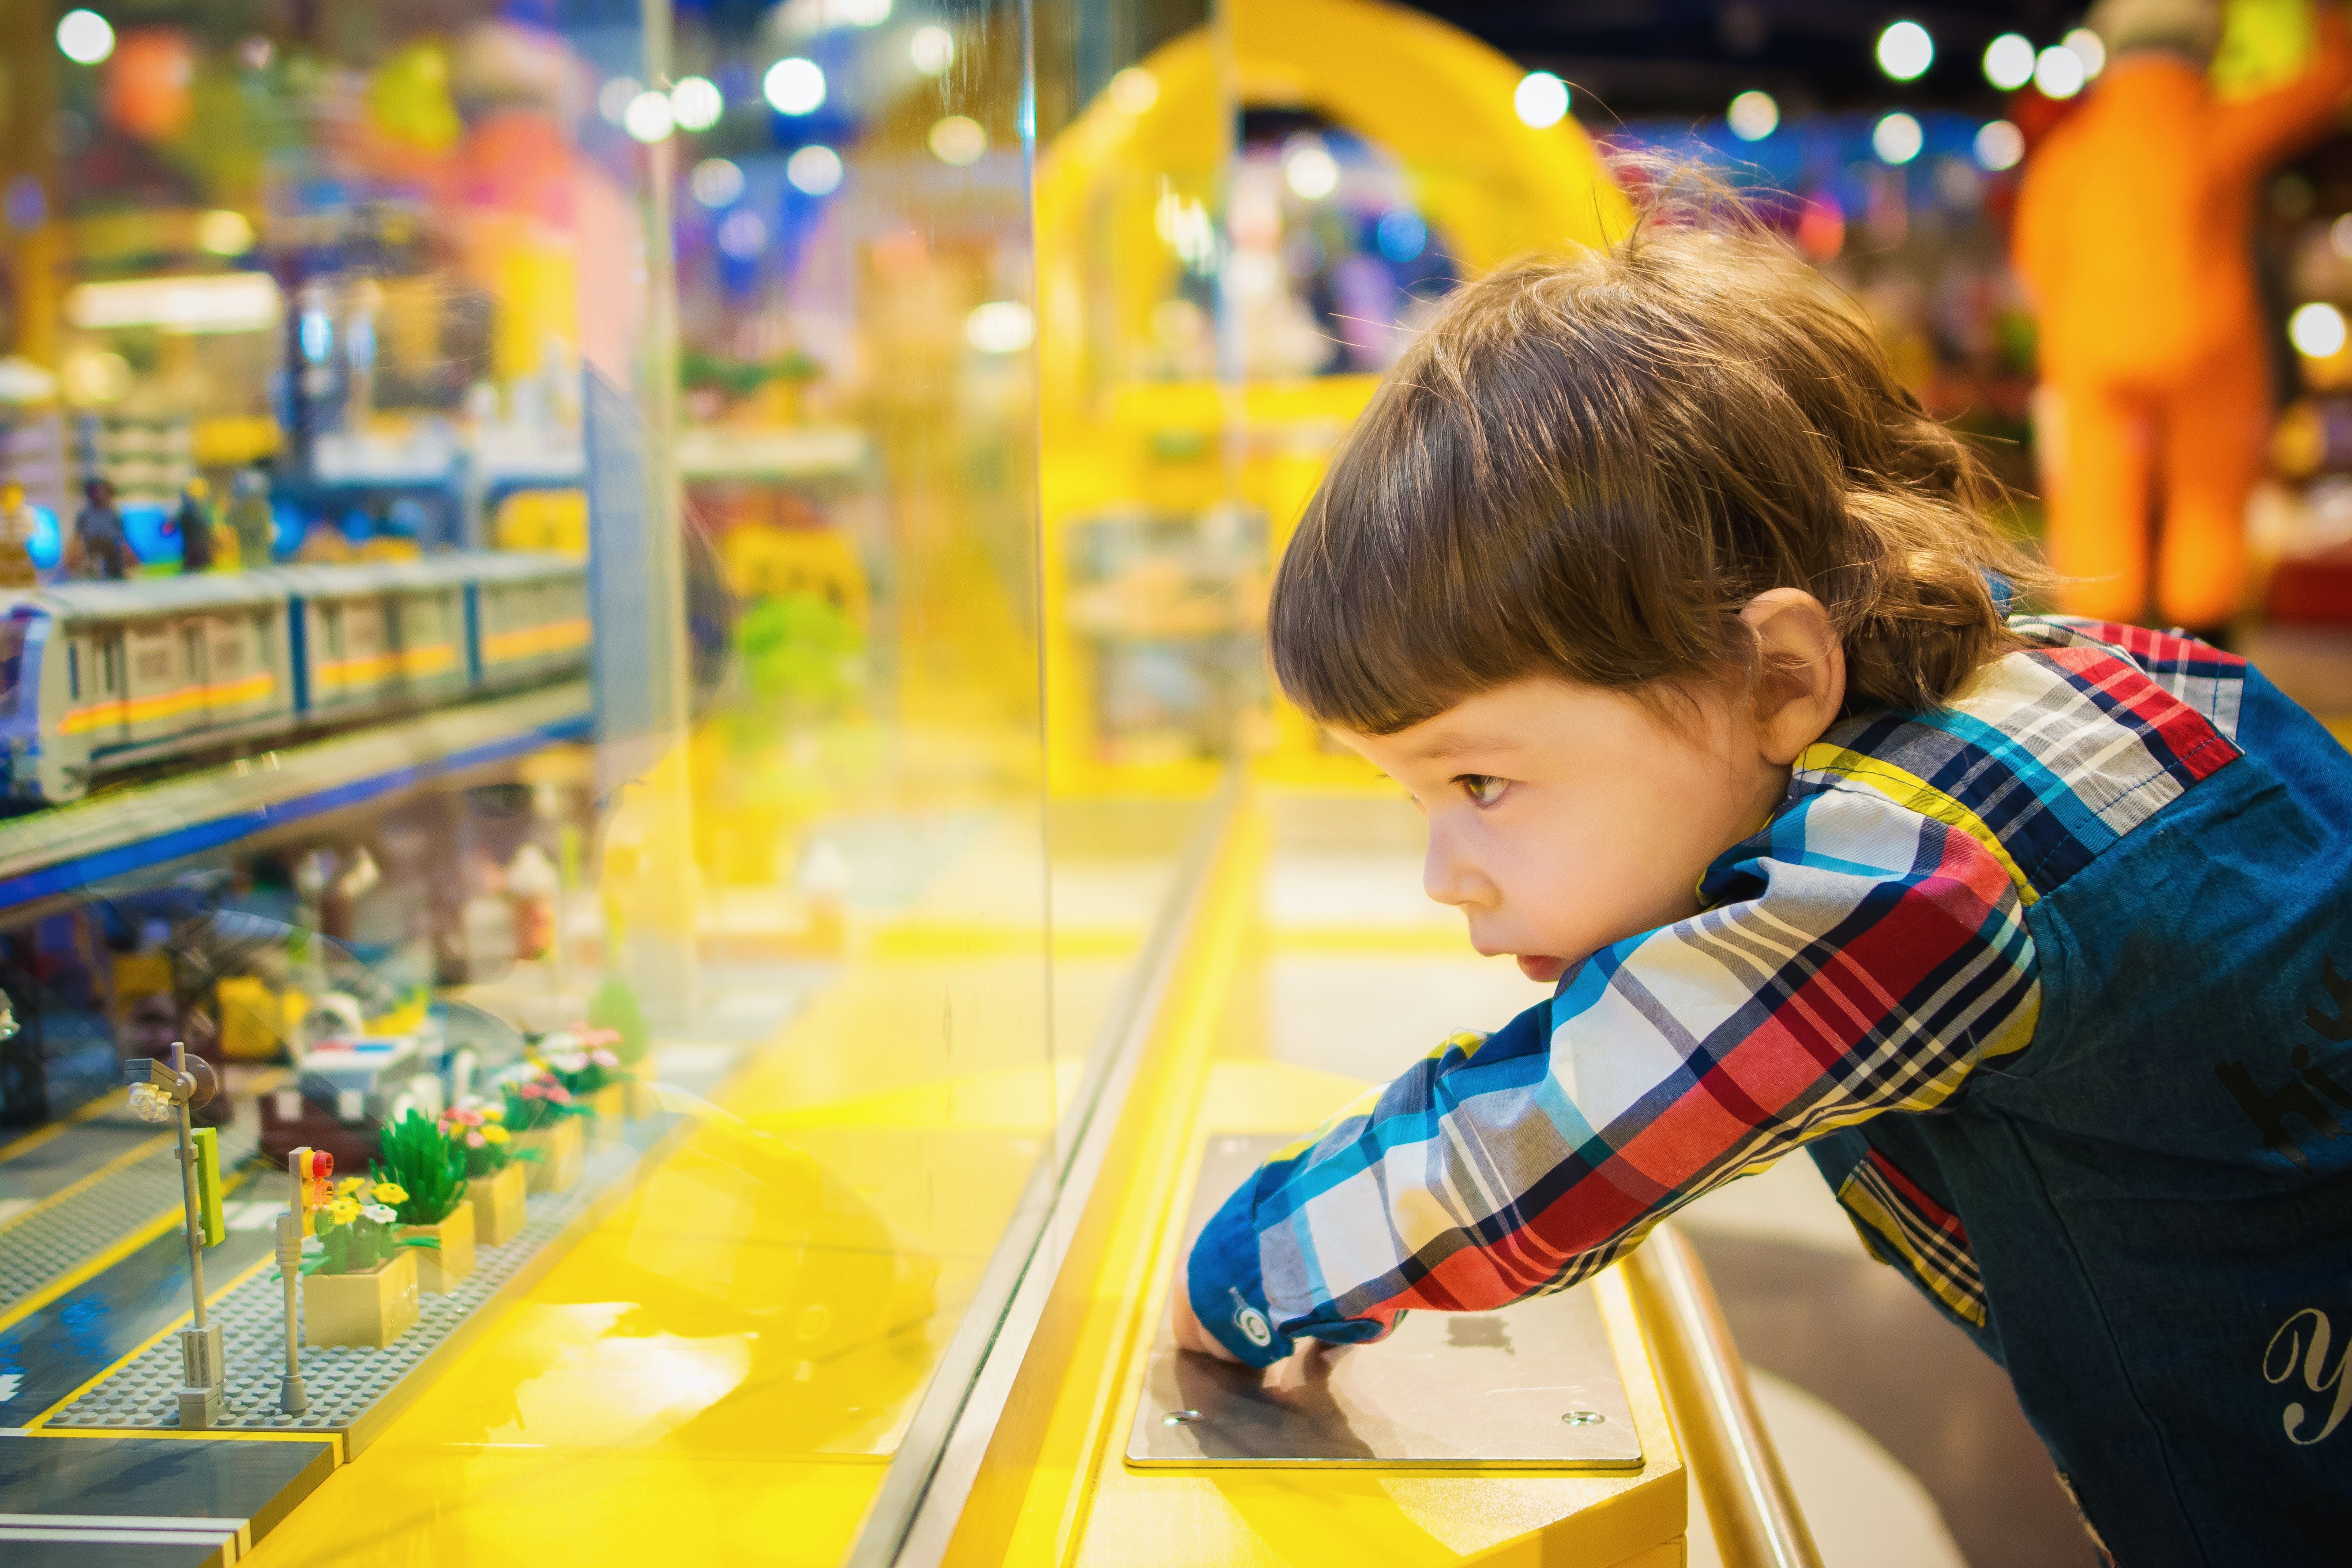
[1185, 784, 2041, 1366]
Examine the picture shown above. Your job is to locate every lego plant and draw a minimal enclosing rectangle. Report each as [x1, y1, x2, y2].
[305, 1177, 436, 1275]
[501, 1072, 581, 1132]
[536, 1031, 623, 1098]
[442, 1102, 534, 1177]
[369, 1109, 467, 1226]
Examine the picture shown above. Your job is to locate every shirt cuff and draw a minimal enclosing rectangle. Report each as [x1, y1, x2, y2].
[1186, 1176, 1296, 1369]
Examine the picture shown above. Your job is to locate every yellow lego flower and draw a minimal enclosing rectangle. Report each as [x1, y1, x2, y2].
[337, 1175, 368, 1196]
[372, 1181, 408, 1205]
[481, 1104, 506, 1122]
[480, 1123, 510, 1145]
[327, 1196, 361, 1226]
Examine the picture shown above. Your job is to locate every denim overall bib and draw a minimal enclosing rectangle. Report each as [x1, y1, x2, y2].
[1806, 628, 2352, 1566]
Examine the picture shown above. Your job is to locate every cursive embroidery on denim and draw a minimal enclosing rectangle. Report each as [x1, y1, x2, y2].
[2263, 1307, 2352, 1446]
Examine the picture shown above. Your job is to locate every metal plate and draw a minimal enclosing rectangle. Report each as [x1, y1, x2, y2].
[1125, 1135, 1643, 1469]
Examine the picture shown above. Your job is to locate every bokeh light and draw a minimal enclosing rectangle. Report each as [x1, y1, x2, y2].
[56, 10, 114, 66]
[966, 301, 1035, 354]
[910, 26, 954, 75]
[1983, 33, 2035, 91]
[670, 76, 723, 132]
[623, 90, 674, 143]
[1283, 140, 1340, 200]
[787, 144, 844, 196]
[1876, 21, 1933, 82]
[1108, 66, 1159, 114]
[2063, 27, 2107, 79]
[1514, 71, 1570, 129]
[2035, 45, 2086, 99]
[1973, 120, 2025, 172]
[2291, 302, 2348, 360]
[928, 115, 987, 165]
[1872, 111, 1924, 165]
[690, 158, 745, 207]
[1727, 89, 1779, 141]
[764, 57, 826, 116]
[1376, 209, 1426, 263]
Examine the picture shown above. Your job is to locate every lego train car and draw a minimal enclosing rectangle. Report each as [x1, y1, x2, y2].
[0, 552, 587, 803]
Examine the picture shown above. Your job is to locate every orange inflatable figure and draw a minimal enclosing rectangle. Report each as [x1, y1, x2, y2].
[2015, 0, 2352, 629]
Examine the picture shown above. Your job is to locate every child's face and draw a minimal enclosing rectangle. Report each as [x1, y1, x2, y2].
[1341, 677, 1791, 983]
[1336, 591, 1845, 983]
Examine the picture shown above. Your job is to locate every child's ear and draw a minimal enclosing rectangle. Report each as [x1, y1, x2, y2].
[1739, 589, 1846, 765]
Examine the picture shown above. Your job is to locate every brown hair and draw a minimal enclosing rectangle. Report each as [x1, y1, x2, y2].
[1270, 201, 2049, 735]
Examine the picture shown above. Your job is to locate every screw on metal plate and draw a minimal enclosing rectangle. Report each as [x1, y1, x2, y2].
[1164, 1409, 1205, 1426]
[1561, 1410, 1606, 1426]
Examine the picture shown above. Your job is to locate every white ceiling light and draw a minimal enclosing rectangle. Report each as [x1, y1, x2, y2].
[910, 25, 954, 75]
[67, 273, 283, 334]
[1872, 111, 1924, 165]
[787, 144, 844, 195]
[2035, 45, 2086, 98]
[1973, 120, 2025, 171]
[623, 90, 675, 143]
[928, 115, 988, 165]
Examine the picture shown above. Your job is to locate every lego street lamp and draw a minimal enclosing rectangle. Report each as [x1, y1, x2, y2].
[123, 1042, 226, 1429]
[278, 1147, 332, 1415]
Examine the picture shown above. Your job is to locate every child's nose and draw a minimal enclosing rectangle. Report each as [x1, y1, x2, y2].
[1423, 828, 1490, 909]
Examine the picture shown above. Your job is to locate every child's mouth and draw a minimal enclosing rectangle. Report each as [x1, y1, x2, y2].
[1516, 954, 1567, 983]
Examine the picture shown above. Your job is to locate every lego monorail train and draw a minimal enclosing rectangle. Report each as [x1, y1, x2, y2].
[0, 552, 587, 803]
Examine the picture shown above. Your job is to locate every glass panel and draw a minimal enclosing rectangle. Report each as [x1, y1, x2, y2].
[0, 3, 1078, 1560]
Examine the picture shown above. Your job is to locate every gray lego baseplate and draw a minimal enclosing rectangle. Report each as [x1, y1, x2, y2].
[0, 1122, 261, 1318]
[44, 1125, 656, 1433]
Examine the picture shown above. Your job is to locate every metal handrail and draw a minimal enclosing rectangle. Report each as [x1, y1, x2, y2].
[1625, 1222, 1825, 1568]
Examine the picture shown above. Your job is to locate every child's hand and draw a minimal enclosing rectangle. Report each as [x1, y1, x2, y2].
[1173, 1285, 1243, 1362]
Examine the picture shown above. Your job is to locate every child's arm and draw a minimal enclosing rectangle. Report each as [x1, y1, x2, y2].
[1183, 786, 2039, 1366]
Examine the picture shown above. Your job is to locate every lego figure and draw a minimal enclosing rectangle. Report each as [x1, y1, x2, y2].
[2014, 0, 2352, 631]
[227, 467, 276, 568]
[67, 477, 138, 581]
[173, 477, 216, 572]
[0, 483, 40, 588]
[173, 477, 216, 573]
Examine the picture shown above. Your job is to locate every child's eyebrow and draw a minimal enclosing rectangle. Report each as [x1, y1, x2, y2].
[1412, 732, 1525, 762]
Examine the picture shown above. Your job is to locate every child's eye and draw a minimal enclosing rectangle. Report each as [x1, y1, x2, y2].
[1457, 774, 1510, 807]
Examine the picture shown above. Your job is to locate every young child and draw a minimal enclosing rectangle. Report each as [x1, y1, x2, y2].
[1172, 216, 2352, 1564]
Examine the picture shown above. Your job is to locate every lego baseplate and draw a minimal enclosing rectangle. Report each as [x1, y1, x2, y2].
[1, 1121, 261, 1321]
[38, 1113, 678, 1444]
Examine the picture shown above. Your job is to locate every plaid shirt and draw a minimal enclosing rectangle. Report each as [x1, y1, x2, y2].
[1188, 619, 2247, 1365]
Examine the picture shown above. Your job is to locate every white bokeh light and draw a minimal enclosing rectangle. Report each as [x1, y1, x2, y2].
[670, 76, 723, 132]
[2035, 45, 2086, 98]
[928, 115, 988, 165]
[966, 301, 1036, 354]
[1872, 111, 1924, 165]
[56, 10, 114, 65]
[1973, 120, 2025, 172]
[1727, 89, 1779, 141]
[690, 158, 745, 207]
[1108, 66, 1159, 114]
[623, 90, 675, 143]
[1514, 71, 1570, 129]
[787, 144, 844, 195]
[2064, 27, 2107, 79]
[716, 209, 768, 260]
[1983, 33, 2035, 91]
[2291, 302, 2348, 360]
[910, 25, 954, 74]
[1283, 141, 1340, 200]
[764, 57, 827, 115]
[1877, 21, 1934, 82]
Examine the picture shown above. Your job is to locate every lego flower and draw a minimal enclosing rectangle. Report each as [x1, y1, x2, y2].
[372, 1182, 408, 1205]
[481, 1123, 509, 1145]
[481, 1103, 506, 1121]
[546, 1084, 574, 1104]
[362, 1204, 396, 1225]
[327, 1196, 361, 1226]
[466, 1131, 486, 1149]
[590, 1049, 619, 1069]
[338, 1175, 368, 1197]
[519, 1080, 545, 1099]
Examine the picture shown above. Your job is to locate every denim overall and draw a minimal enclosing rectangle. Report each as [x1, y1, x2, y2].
[1807, 656, 2352, 1566]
